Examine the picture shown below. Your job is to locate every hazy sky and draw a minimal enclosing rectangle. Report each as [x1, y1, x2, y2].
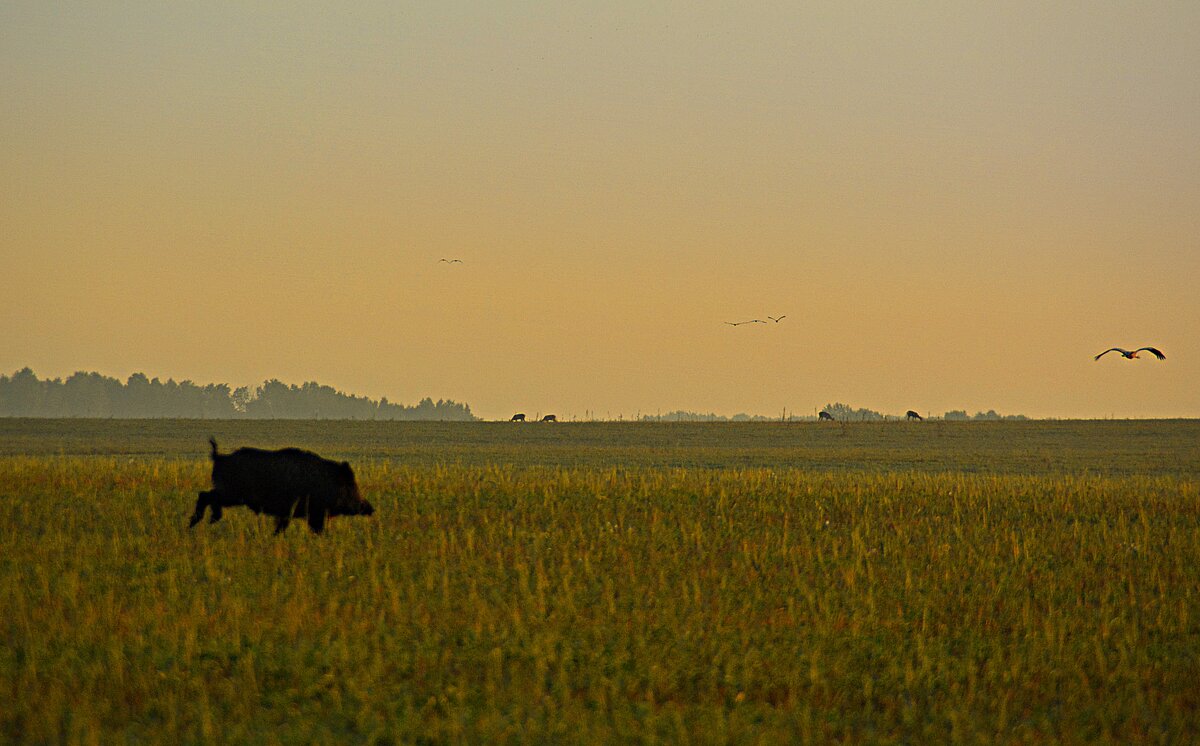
[3, 2, 1198, 420]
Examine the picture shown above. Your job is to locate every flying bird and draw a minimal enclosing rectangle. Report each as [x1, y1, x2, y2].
[767, 315, 787, 323]
[725, 319, 767, 326]
[1093, 347, 1166, 361]
[439, 258, 464, 264]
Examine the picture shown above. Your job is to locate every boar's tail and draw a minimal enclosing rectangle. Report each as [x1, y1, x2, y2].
[209, 437, 219, 460]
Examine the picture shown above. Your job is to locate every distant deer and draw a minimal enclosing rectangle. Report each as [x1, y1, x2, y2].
[818, 411, 835, 421]
[540, 414, 557, 422]
[510, 413, 526, 422]
[906, 410, 923, 421]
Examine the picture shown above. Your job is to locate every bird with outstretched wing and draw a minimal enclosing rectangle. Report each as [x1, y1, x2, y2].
[1094, 347, 1166, 361]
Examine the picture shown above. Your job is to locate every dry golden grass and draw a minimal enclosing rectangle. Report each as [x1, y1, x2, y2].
[1, 421, 1198, 743]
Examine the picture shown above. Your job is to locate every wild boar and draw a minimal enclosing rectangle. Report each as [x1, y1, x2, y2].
[189, 438, 374, 534]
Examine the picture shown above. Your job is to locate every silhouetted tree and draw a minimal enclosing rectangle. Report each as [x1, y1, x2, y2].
[125, 373, 152, 417]
[821, 402, 886, 422]
[0, 368, 44, 416]
[232, 386, 253, 414]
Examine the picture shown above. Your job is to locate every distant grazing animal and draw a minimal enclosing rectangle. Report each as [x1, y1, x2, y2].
[540, 414, 557, 422]
[766, 315, 787, 323]
[189, 438, 374, 535]
[906, 410, 923, 421]
[818, 411, 835, 421]
[439, 258, 463, 264]
[1094, 346, 1165, 361]
[510, 413, 526, 422]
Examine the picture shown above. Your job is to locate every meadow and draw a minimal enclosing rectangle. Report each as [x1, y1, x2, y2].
[1, 419, 1198, 743]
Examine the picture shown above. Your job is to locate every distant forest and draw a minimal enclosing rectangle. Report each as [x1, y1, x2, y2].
[642, 402, 1028, 422]
[0, 368, 477, 420]
[820, 402, 1027, 422]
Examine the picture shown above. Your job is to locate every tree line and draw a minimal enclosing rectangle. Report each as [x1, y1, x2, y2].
[0, 368, 477, 420]
[640, 403, 1028, 422]
[820, 403, 1027, 421]
[640, 411, 785, 422]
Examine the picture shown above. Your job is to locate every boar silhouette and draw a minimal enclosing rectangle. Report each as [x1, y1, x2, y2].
[189, 438, 374, 534]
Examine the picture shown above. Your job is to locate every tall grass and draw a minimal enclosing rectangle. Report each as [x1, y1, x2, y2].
[2, 445, 1198, 743]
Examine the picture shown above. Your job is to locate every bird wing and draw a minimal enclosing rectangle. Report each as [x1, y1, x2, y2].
[1094, 348, 1126, 360]
[1136, 347, 1166, 360]
[771, 315, 787, 322]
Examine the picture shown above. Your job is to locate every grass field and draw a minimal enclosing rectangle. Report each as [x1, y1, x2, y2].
[2, 419, 1198, 743]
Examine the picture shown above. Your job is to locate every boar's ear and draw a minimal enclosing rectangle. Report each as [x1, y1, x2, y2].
[340, 461, 354, 475]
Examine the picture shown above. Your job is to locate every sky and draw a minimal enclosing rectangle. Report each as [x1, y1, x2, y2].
[2, 2, 1198, 420]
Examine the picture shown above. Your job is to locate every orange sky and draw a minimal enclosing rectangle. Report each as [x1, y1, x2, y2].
[3, 3, 1198, 420]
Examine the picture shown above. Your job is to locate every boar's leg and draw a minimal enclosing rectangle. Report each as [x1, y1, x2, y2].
[306, 507, 327, 534]
[189, 490, 217, 527]
[273, 515, 291, 534]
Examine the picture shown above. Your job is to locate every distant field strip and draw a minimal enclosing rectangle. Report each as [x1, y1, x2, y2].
[2, 419, 1198, 475]
[1, 421, 1198, 742]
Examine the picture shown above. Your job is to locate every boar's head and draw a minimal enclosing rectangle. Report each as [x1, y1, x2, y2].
[332, 461, 375, 517]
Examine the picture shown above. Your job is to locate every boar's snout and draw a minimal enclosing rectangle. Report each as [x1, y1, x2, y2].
[340, 498, 373, 517]
[339, 486, 374, 516]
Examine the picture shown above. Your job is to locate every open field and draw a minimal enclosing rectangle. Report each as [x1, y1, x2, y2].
[3, 418, 1199, 475]
[2, 420, 1198, 743]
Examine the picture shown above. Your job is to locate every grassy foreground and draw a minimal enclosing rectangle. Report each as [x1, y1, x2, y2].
[1, 421, 1198, 743]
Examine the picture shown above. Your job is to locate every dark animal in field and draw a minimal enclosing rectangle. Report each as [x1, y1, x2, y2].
[540, 414, 557, 422]
[1094, 346, 1165, 361]
[510, 413, 526, 422]
[906, 410, 923, 421]
[818, 411, 835, 421]
[189, 438, 374, 535]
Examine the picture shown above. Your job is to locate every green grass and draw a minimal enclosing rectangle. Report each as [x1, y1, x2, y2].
[2, 420, 1198, 743]
[3, 418, 1198, 475]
